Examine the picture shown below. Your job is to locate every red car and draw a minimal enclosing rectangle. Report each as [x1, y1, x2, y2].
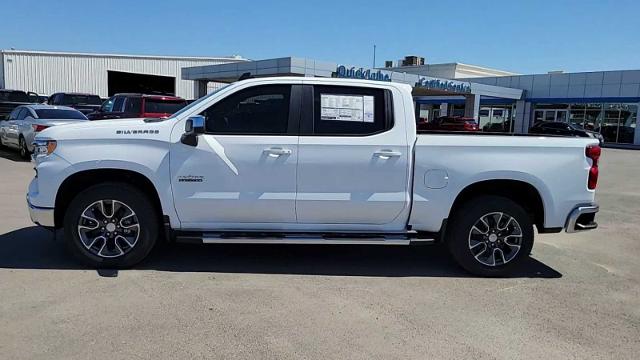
[87, 94, 188, 120]
[418, 116, 479, 132]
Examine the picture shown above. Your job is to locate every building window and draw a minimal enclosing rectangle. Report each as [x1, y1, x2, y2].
[479, 104, 515, 132]
[532, 102, 638, 144]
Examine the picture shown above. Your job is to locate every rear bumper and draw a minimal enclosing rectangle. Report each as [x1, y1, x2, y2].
[27, 195, 55, 228]
[565, 203, 599, 233]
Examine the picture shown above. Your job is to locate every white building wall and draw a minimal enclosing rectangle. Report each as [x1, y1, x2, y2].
[1, 50, 245, 99]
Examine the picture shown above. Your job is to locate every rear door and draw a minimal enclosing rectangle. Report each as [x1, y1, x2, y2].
[296, 83, 410, 228]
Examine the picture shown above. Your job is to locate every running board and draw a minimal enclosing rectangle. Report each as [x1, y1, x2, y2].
[175, 231, 435, 246]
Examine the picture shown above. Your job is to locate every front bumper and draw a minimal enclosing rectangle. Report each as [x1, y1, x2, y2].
[565, 203, 599, 233]
[27, 195, 55, 228]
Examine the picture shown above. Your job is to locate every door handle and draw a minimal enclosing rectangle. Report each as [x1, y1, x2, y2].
[374, 150, 402, 159]
[264, 147, 292, 157]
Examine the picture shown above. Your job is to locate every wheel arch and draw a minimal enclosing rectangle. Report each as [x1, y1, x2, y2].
[54, 168, 165, 229]
[448, 179, 547, 232]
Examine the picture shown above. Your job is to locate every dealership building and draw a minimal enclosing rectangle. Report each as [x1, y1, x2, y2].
[1, 50, 639, 145]
[182, 55, 640, 145]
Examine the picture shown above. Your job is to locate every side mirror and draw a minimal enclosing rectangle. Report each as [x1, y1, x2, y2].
[181, 115, 205, 146]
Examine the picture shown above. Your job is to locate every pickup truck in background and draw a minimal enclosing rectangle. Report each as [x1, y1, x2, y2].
[0, 89, 38, 119]
[87, 93, 188, 120]
[48, 92, 103, 115]
[27, 77, 600, 276]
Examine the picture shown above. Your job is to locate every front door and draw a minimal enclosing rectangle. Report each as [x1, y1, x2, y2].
[295, 84, 410, 227]
[171, 84, 300, 229]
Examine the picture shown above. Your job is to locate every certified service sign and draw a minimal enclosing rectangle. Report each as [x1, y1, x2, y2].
[415, 77, 472, 94]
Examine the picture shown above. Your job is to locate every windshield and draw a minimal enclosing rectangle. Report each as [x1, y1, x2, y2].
[0, 91, 29, 103]
[35, 109, 88, 120]
[144, 99, 187, 114]
[61, 94, 102, 105]
[171, 85, 230, 119]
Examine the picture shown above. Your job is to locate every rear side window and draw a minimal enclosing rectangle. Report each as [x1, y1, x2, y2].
[15, 108, 28, 120]
[200, 85, 291, 135]
[124, 97, 142, 113]
[311, 85, 392, 136]
[34, 109, 87, 120]
[144, 99, 187, 114]
[61, 94, 102, 105]
[0, 91, 29, 103]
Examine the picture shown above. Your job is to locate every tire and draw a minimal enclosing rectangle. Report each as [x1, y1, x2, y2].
[19, 136, 30, 159]
[446, 195, 534, 277]
[63, 183, 159, 268]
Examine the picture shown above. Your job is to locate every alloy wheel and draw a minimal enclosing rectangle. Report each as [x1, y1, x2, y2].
[468, 212, 523, 267]
[77, 200, 140, 258]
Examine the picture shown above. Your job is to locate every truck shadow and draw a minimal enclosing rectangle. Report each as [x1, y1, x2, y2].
[0, 226, 562, 279]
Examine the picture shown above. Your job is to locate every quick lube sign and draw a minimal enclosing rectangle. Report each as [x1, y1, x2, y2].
[335, 65, 391, 82]
[415, 77, 472, 94]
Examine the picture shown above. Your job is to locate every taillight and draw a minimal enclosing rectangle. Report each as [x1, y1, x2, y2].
[463, 122, 478, 131]
[586, 145, 601, 190]
[32, 124, 49, 132]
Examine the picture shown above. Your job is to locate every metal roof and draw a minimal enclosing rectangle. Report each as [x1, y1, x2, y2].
[1, 49, 247, 62]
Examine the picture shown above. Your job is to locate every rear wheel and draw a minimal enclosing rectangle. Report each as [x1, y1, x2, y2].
[447, 196, 534, 277]
[19, 136, 30, 159]
[63, 183, 159, 268]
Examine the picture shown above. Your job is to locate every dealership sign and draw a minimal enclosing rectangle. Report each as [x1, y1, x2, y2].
[415, 77, 472, 94]
[335, 65, 391, 82]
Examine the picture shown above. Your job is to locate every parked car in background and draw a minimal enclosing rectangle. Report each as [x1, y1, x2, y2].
[417, 116, 479, 132]
[0, 105, 87, 158]
[0, 89, 38, 120]
[87, 94, 188, 120]
[530, 121, 604, 145]
[48, 93, 102, 115]
[36, 94, 49, 104]
[596, 124, 635, 144]
[482, 120, 513, 133]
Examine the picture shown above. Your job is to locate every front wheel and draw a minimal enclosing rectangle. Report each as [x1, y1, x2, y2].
[446, 196, 534, 277]
[63, 183, 159, 268]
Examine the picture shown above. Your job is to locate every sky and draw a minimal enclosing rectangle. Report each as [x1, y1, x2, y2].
[2, 0, 639, 74]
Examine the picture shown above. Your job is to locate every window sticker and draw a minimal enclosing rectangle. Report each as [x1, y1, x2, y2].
[321, 94, 375, 123]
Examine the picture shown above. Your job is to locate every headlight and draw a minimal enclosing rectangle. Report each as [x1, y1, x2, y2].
[33, 139, 57, 157]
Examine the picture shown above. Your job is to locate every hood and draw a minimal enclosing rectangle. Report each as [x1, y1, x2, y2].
[35, 117, 173, 142]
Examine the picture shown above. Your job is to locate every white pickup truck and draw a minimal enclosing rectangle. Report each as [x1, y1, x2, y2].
[27, 77, 600, 276]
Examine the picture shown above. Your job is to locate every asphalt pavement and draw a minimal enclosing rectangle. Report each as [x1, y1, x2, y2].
[0, 146, 638, 360]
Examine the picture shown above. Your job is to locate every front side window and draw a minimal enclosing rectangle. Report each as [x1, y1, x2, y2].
[8, 107, 22, 120]
[112, 97, 125, 112]
[312, 85, 391, 136]
[201, 85, 291, 134]
[101, 97, 115, 112]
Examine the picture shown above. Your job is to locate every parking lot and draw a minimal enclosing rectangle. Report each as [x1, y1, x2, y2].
[0, 147, 638, 359]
